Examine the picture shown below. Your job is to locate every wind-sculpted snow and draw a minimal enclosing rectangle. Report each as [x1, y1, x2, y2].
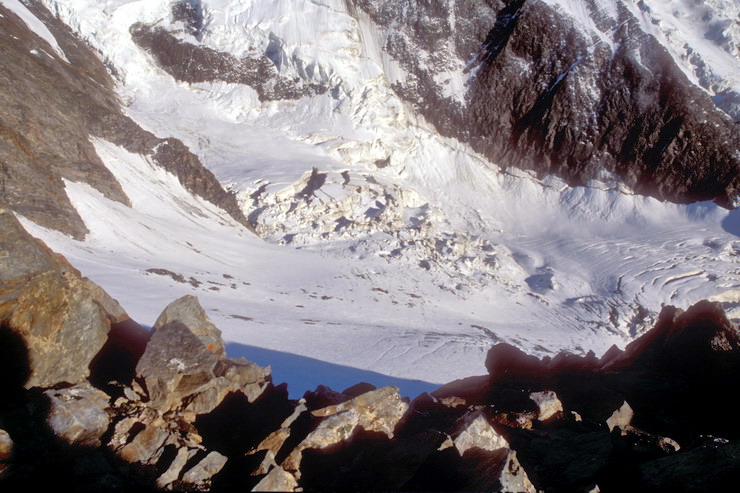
[15, 0, 740, 396]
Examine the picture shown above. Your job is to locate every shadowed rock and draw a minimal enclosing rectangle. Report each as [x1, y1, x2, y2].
[0, 1, 251, 238]
[43, 383, 111, 448]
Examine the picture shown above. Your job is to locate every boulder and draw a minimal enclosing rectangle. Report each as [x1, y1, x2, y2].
[43, 383, 111, 447]
[282, 408, 361, 472]
[282, 387, 408, 472]
[529, 390, 564, 421]
[252, 466, 298, 492]
[606, 401, 634, 432]
[156, 446, 194, 488]
[0, 429, 12, 477]
[136, 321, 221, 412]
[153, 295, 225, 357]
[117, 421, 170, 465]
[310, 386, 408, 438]
[137, 313, 270, 414]
[181, 450, 228, 485]
[453, 412, 509, 455]
[0, 209, 123, 388]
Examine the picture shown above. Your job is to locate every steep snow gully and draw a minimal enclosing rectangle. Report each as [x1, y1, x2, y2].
[5, 0, 739, 396]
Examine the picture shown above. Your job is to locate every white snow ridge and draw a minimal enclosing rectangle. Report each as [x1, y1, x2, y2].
[21, 0, 739, 397]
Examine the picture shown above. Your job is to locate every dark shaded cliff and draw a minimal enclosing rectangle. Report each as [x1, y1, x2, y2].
[352, 0, 739, 206]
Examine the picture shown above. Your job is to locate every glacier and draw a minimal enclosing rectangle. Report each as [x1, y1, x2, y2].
[11, 0, 738, 396]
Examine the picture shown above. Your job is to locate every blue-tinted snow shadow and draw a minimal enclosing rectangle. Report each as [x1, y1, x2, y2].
[721, 207, 739, 237]
[225, 342, 439, 399]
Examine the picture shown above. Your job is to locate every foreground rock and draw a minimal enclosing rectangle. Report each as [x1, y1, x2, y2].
[153, 295, 226, 357]
[1, 214, 738, 491]
[0, 208, 126, 388]
[136, 296, 271, 415]
[43, 383, 111, 447]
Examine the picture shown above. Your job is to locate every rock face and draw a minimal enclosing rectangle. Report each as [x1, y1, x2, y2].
[0, 207, 121, 388]
[130, 22, 327, 102]
[136, 314, 271, 414]
[43, 383, 111, 447]
[350, 0, 739, 206]
[153, 295, 226, 357]
[0, 0, 251, 238]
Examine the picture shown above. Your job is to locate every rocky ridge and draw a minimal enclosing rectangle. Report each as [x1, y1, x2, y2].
[0, 0, 252, 238]
[351, 0, 739, 206]
[1, 207, 738, 491]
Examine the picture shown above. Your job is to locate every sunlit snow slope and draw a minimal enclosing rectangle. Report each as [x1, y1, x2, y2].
[18, 0, 739, 396]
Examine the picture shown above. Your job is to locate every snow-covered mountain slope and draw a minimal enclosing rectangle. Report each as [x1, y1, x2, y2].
[537, 0, 740, 117]
[5, 0, 739, 396]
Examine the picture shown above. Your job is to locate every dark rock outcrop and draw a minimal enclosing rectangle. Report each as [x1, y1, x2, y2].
[131, 23, 327, 102]
[351, 0, 739, 206]
[0, 0, 252, 238]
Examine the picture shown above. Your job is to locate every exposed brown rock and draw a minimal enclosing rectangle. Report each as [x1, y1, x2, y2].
[130, 22, 327, 102]
[310, 386, 408, 438]
[181, 450, 228, 486]
[0, 208, 118, 388]
[1, 209, 738, 491]
[529, 390, 564, 421]
[0, 1, 252, 238]
[452, 411, 509, 455]
[156, 446, 193, 488]
[135, 318, 270, 414]
[606, 401, 634, 432]
[252, 465, 298, 492]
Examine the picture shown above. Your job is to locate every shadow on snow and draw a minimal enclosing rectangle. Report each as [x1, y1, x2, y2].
[225, 342, 439, 399]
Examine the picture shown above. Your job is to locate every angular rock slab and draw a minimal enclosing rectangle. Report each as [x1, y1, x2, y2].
[44, 383, 111, 447]
[283, 387, 408, 472]
[606, 401, 634, 432]
[156, 446, 194, 488]
[153, 295, 225, 357]
[529, 390, 564, 421]
[310, 386, 408, 437]
[252, 466, 298, 492]
[136, 319, 270, 414]
[453, 412, 509, 455]
[182, 451, 228, 485]
[136, 320, 221, 412]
